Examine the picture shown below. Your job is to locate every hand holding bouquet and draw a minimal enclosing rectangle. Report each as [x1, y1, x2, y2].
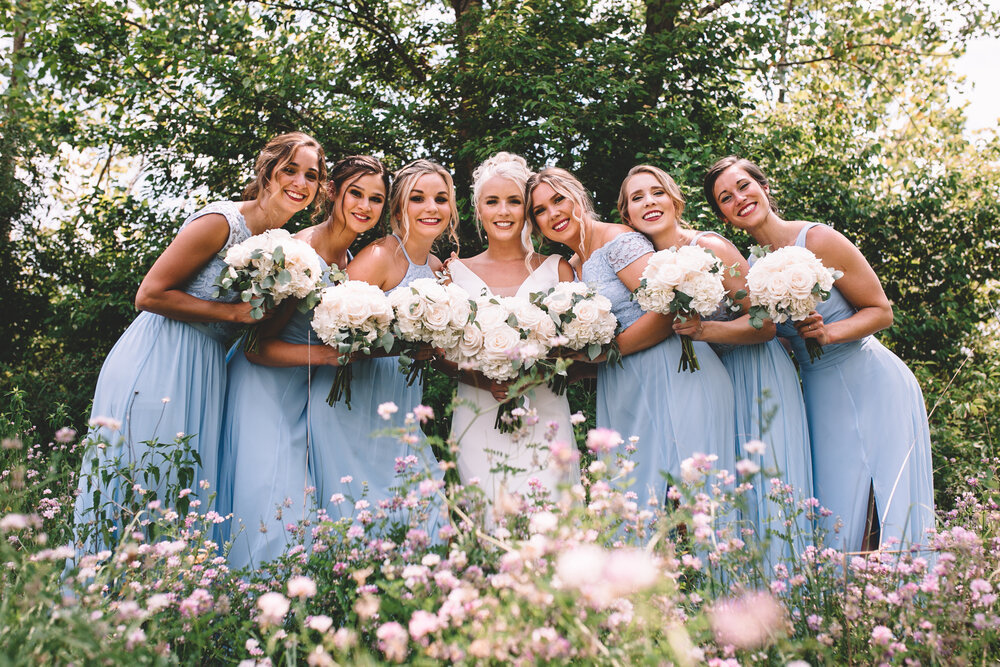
[389, 278, 472, 385]
[311, 281, 395, 407]
[532, 282, 620, 394]
[215, 229, 325, 352]
[451, 295, 555, 433]
[634, 245, 728, 372]
[745, 245, 843, 362]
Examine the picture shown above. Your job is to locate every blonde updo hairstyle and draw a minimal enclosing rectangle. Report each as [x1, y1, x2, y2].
[525, 166, 599, 254]
[388, 159, 460, 252]
[242, 131, 328, 221]
[617, 164, 689, 229]
[471, 152, 536, 269]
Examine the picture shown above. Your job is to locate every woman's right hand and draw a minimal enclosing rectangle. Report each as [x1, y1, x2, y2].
[230, 301, 274, 324]
[489, 380, 510, 403]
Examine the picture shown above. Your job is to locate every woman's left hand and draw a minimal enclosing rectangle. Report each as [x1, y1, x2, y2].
[672, 313, 706, 340]
[794, 312, 830, 345]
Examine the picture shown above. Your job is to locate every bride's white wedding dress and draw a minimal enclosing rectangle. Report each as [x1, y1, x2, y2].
[448, 255, 579, 505]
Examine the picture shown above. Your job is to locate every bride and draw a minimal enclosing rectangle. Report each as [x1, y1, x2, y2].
[446, 152, 579, 507]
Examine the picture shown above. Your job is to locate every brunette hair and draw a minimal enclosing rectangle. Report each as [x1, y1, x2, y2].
[617, 164, 688, 228]
[703, 155, 779, 220]
[387, 159, 460, 251]
[324, 155, 391, 229]
[242, 132, 328, 218]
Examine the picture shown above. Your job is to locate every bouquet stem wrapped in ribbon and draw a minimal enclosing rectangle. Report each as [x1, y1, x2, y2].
[311, 281, 395, 407]
[745, 245, 843, 363]
[633, 245, 729, 373]
[214, 229, 324, 353]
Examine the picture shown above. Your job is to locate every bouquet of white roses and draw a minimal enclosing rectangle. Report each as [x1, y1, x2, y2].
[452, 295, 555, 432]
[214, 228, 324, 352]
[531, 282, 621, 394]
[311, 281, 395, 407]
[745, 245, 843, 362]
[389, 278, 473, 385]
[634, 245, 728, 372]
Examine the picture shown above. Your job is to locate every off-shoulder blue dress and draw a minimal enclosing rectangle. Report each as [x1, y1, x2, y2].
[218, 254, 331, 569]
[583, 232, 736, 509]
[778, 223, 934, 550]
[73, 201, 250, 553]
[309, 237, 437, 522]
[693, 231, 814, 566]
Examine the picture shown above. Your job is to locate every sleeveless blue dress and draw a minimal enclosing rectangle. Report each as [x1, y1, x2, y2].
[777, 223, 935, 550]
[309, 237, 437, 522]
[583, 232, 736, 509]
[73, 201, 251, 553]
[693, 231, 814, 566]
[218, 254, 332, 570]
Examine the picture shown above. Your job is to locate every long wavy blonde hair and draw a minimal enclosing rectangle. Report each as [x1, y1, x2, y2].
[525, 166, 599, 254]
[387, 159, 460, 252]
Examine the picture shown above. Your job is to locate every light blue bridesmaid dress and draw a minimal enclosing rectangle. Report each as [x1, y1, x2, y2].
[778, 223, 935, 551]
[309, 236, 438, 524]
[73, 201, 251, 553]
[218, 254, 332, 570]
[584, 232, 736, 511]
[692, 231, 814, 567]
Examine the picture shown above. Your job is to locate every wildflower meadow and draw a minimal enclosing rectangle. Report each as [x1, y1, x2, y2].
[3, 350, 1000, 665]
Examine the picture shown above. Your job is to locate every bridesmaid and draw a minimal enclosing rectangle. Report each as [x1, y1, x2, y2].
[704, 155, 935, 551]
[446, 152, 579, 507]
[310, 159, 455, 521]
[525, 167, 735, 518]
[619, 164, 813, 566]
[219, 156, 388, 569]
[73, 132, 326, 552]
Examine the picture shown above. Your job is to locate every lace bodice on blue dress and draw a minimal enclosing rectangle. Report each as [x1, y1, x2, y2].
[580, 232, 653, 329]
[179, 201, 254, 340]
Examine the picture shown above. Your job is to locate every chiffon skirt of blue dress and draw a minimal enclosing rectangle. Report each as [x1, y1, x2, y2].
[719, 339, 814, 566]
[801, 336, 935, 551]
[596, 335, 736, 509]
[218, 353, 315, 569]
[73, 311, 226, 553]
[309, 357, 441, 533]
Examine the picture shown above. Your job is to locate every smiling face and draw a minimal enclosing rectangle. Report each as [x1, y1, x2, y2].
[530, 181, 579, 245]
[405, 172, 451, 241]
[335, 172, 386, 234]
[711, 165, 772, 230]
[477, 175, 527, 244]
[265, 145, 321, 215]
[623, 172, 678, 236]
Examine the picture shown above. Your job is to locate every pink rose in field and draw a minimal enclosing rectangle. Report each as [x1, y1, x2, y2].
[306, 614, 334, 633]
[376, 621, 409, 662]
[256, 591, 290, 626]
[709, 590, 785, 649]
[548, 440, 580, 472]
[88, 416, 122, 432]
[586, 427, 622, 454]
[287, 575, 317, 599]
[306, 645, 334, 667]
[54, 427, 77, 443]
[179, 588, 213, 619]
[408, 609, 441, 640]
[412, 404, 434, 423]
[871, 625, 894, 645]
